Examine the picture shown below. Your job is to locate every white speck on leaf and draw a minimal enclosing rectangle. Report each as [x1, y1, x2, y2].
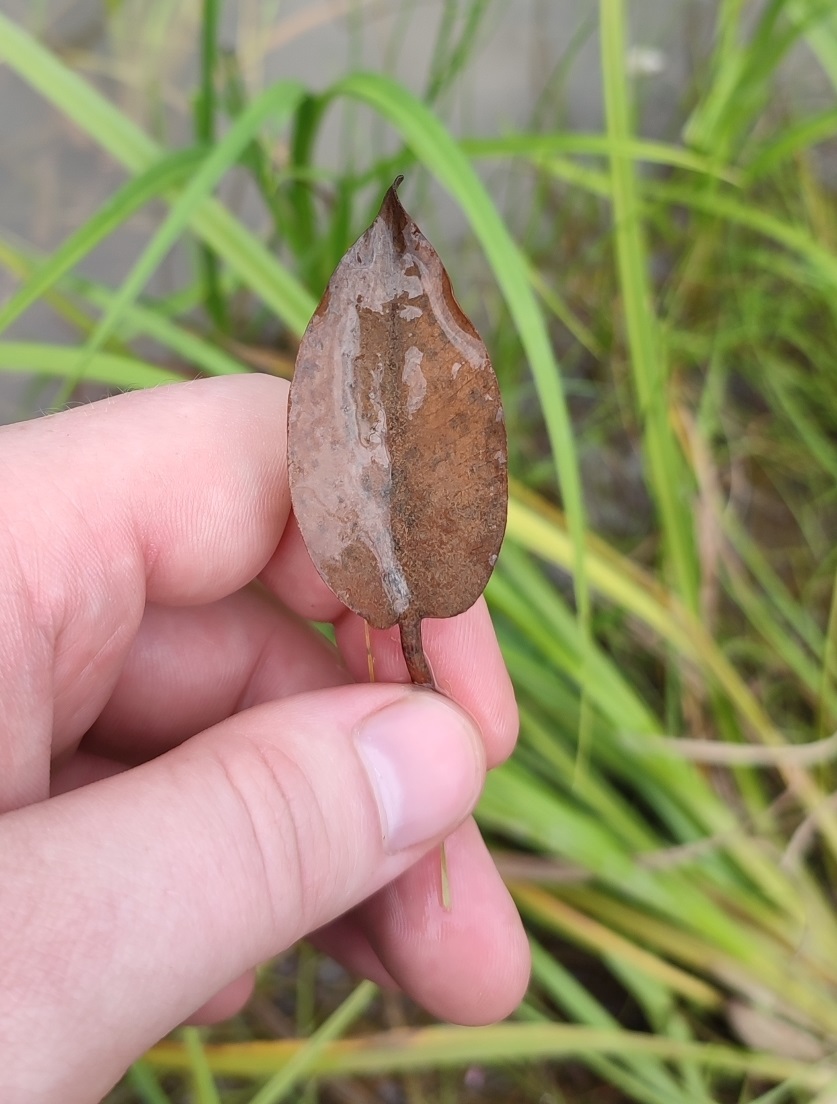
[402, 346, 427, 417]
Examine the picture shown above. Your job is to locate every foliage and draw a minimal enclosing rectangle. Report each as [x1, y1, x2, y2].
[3, 0, 837, 1099]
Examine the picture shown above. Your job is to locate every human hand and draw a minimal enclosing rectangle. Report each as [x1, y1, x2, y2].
[0, 375, 529, 1102]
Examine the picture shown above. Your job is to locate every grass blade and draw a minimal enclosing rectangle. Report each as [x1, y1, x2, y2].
[144, 1022, 832, 1090]
[0, 14, 315, 335]
[0, 342, 182, 389]
[182, 1027, 223, 1104]
[247, 982, 378, 1104]
[600, 0, 698, 611]
[0, 148, 203, 340]
[62, 80, 306, 402]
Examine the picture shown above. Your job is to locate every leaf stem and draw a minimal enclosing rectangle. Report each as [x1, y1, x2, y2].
[399, 614, 434, 688]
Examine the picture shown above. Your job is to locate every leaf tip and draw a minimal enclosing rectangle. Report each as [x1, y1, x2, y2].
[379, 174, 409, 230]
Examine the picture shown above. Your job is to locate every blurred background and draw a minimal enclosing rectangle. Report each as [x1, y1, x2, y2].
[4, 1, 837, 1101]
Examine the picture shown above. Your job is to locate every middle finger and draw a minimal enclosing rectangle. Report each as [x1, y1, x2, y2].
[84, 586, 348, 762]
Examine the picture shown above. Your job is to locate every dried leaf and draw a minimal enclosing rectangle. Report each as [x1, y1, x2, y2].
[287, 177, 507, 685]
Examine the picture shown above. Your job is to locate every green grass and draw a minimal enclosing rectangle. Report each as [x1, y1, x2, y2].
[4, 1, 837, 1100]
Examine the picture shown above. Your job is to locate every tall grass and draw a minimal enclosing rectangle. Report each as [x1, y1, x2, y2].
[3, 1, 837, 1100]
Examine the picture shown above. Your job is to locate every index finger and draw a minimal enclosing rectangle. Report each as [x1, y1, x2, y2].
[0, 374, 291, 786]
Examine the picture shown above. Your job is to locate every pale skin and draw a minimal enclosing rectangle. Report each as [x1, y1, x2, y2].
[0, 374, 530, 1103]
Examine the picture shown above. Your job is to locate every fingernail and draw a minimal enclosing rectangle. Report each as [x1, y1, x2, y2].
[354, 692, 484, 853]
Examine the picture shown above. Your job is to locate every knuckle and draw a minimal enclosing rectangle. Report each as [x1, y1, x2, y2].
[210, 731, 334, 936]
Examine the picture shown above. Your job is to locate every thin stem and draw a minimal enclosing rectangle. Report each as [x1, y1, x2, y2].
[399, 614, 434, 688]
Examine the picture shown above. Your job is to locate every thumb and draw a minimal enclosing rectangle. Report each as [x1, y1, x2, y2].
[0, 685, 484, 1104]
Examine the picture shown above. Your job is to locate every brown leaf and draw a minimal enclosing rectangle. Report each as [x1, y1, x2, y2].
[287, 177, 508, 686]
